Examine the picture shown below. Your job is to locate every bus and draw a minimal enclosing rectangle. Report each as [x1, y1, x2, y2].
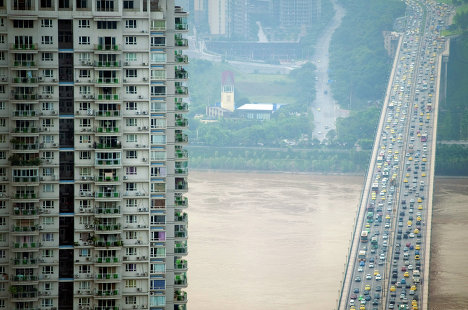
[421, 134, 427, 142]
[360, 231, 369, 243]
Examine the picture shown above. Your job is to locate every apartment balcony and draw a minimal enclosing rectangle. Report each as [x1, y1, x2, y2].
[12, 192, 38, 200]
[174, 274, 188, 288]
[94, 307, 119, 310]
[95, 257, 119, 264]
[174, 68, 188, 80]
[96, 273, 120, 281]
[11, 225, 39, 234]
[11, 275, 39, 283]
[175, 196, 188, 208]
[10, 291, 38, 302]
[11, 208, 39, 217]
[12, 77, 38, 84]
[12, 242, 39, 251]
[96, 78, 120, 86]
[95, 192, 120, 199]
[12, 258, 38, 266]
[175, 6, 188, 16]
[97, 94, 119, 101]
[10, 43, 38, 51]
[12, 176, 39, 184]
[174, 212, 188, 224]
[175, 53, 188, 64]
[95, 224, 121, 232]
[95, 61, 121, 68]
[96, 175, 119, 182]
[174, 34, 188, 49]
[175, 259, 187, 271]
[11, 143, 39, 151]
[175, 115, 188, 128]
[95, 240, 123, 248]
[11, 127, 39, 134]
[175, 133, 188, 144]
[94, 290, 120, 298]
[95, 141, 121, 149]
[96, 110, 120, 117]
[175, 149, 188, 161]
[13, 61, 36, 67]
[95, 159, 121, 166]
[175, 167, 188, 176]
[11, 94, 37, 101]
[174, 290, 188, 303]
[95, 44, 119, 51]
[96, 127, 119, 134]
[175, 22, 189, 32]
[175, 100, 189, 112]
[175, 84, 188, 96]
[174, 242, 187, 255]
[175, 230, 188, 240]
[95, 206, 120, 215]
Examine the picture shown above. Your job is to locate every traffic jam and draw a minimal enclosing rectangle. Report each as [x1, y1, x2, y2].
[347, 1, 451, 309]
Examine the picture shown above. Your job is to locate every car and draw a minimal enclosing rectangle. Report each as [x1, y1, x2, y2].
[354, 288, 360, 294]
[365, 284, 371, 291]
[355, 276, 361, 282]
[366, 274, 372, 280]
[376, 286, 382, 292]
[408, 264, 413, 270]
[351, 293, 358, 300]
[358, 266, 364, 272]
[369, 263, 374, 268]
[401, 266, 407, 272]
[375, 274, 382, 280]
[390, 285, 396, 292]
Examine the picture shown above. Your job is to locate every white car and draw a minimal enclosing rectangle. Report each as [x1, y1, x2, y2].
[366, 274, 372, 280]
[375, 274, 382, 280]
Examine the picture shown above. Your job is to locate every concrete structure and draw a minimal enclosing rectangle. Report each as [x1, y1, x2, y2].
[279, 0, 321, 28]
[383, 31, 400, 58]
[0, 0, 189, 309]
[207, 0, 228, 35]
[236, 103, 281, 120]
[220, 70, 234, 112]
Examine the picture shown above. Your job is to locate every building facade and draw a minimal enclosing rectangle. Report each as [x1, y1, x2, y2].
[0, 0, 188, 309]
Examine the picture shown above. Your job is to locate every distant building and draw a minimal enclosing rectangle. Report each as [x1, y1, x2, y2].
[221, 71, 235, 111]
[279, 0, 321, 28]
[206, 105, 234, 118]
[236, 103, 282, 120]
[207, 0, 228, 35]
[383, 31, 400, 58]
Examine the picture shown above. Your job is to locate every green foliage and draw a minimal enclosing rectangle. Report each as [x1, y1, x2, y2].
[329, 0, 405, 108]
[188, 147, 370, 173]
[336, 107, 381, 147]
[435, 144, 468, 175]
[437, 32, 468, 140]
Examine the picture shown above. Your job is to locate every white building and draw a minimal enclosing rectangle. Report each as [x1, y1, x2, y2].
[0, 0, 188, 309]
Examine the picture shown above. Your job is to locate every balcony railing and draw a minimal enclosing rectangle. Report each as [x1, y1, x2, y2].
[95, 207, 120, 214]
[12, 143, 39, 150]
[96, 257, 119, 264]
[95, 44, 119, 51]
[95, 192, 120, 198]
[95, 224, 121, 231]
[175, 117, 188, 128]
[12, 110, 39, 117]
[12, 208, 38, 216]
[96, 78, 119, 84]
[11, 291, 38, 299]
[175, 196, 188, 207]
[176, 101, 189, 112]
[12, 275, 39, 281]
[96, 159, 121, 166]
[96, 142, 121, 149]
[12, 127, 38, 133]
[13, 61, 36, 67]
[175, 259, 187, 270]
[12, 258, 37, 265]
[12, 225, 38, 232]
[12, 77, 37, 84]
[175, 86, 188, 96]
[96, 110, 120, 117]
[97, 127, 119, 133]
[97, 175, 119, 182]
[11, 43, 37, 50]
[95, 61, 121, 67]
[175, 23, 189, 31]
[175, 69, 188, 80]
[174, 37, 188, 48]
[13, 242, 38, 249]
[175, 167, 188, 175]
[175, 149, 188, 160]
[174, 290, 188, 302]
[96, 273, 119, 279]
[95, 240, 123, 247]
[12, 176, 38, 183]
[175, 133, 188, 144]
[13, 193, 38, 199]
[11, 94, 37, 100]
[95, 290, 119, 296]
[97, 94, 119, 101]
[175, 213, 188, 223]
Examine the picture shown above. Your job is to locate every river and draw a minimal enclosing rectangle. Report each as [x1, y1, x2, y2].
[186, 170, 468, 310]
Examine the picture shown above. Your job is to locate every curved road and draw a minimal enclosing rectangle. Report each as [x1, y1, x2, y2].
[311, 0, 347, 141]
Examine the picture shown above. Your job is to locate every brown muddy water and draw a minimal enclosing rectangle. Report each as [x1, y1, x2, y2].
[186, 170, 468, 310]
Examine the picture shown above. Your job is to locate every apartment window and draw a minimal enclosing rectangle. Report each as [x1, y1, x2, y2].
[79, 151, 91, 159]
[80, 102, 90, 111]
[13, 20, 34, 28]
[76, 0, 88, 9]
[151, 53, 166, 63]
[42, 102, 54, 110]
[123, 0, 134, 9]
[126, 151, 137, 160]
[126, 118, 137, 126]
[42, 217, 54, 225]
[126, 86, 137, 94]
[126, 183, 136, 191]
[126, 69, 137, 78]
[126, 199, 137, 208]
[125, 20, 136, 28]
[42, 266, 54, 274]
[125, 264, 137, 272]
[43, 184, 54, 193]
[78, 298, 90, 306]
[42, 168, 54, 176]
[43, 201, 54, 209]
[97, 0, 115, 11]
[42, 36, 53, 45]
[151, 20, 165, 30]
[0, 119, 4, 127]
[0, 86, 3, 94]
[151, 37, 165, 47]
[79, 249, 90, 257]
[151, 70, 165, 80]
[42, 151, 54, 159]
[125, 37, 137, 45]
[126, 134, 137, 143]
[42, 249, 54, 258]
[43, 69, 53, 77]
[79, 135, 91, 143]
[126, 248, 136, 255]
[126, 231, 137, 239]
[126, 215, 137, 224]
[126, 102, 137, 110]
[41, 0, 52, 8]
[80, 118, 91, 127]
[78, 20, 90, 28]
[0, 103, 4, 110]
[79, 86, 90, 94]
[0, 52, 4, 61]
[79, 70, 90, 78]
[0, 250, 5, 259]
[41, 19, 53, 27]
[150, 279, 165, 289]
[42, 86, 54, 94]
[59, 0, 70, 8]
[42, 53, 53, 61]
[126, 296, 137, 305]
[125, 280, 136, 288]
[79, 265, 90, 273]
[41, 299, 53, 308]
[97, 21, 117, 29]
[79, 36, 90, 45]
[42, 119, 54, 127]
[0, 152, 5, 160]
[79, 53, 91, 62]
[125, 53, 137, 62]
[126, 167, 137, 175]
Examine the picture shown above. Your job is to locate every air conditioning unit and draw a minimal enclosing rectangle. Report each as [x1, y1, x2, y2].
[86, 274, 91, 278]
[38, 77, 43, 81]
[38, 95, 43, 99]
[80, 192, 85, 197]
[123, 176, 128, 180]
[136, 144, 140, 148]
[143, 126, 148, 130]
[86, 257, 90, 261]
[51, 110, 56, 114]
[52, 79, 56, 82]
[143, 62, 148, 66]
[82, 95, 87, 99]
[40, 177, 44, 181]
[38, 225, 43, 230]
[142, 255, 147, 259]
[85, 224, 89, 228]
[138, 127, 142, 131]
[52, 143, 57, 147]
[83, 241, 88, 245]
[44, 275, 50, 279]
[136, 111, 140, 115]
[143, 77, 147, 81]
[138, 95, 143, 99]
[123, 79, 127, 83]
[142, 158, 147, 162]
[123, 256, 128, 260]
[125, 62, 129, 66]
[81, 61, 86, 65]
[76, 79, 80, 83]
[45, 95, 51, 99]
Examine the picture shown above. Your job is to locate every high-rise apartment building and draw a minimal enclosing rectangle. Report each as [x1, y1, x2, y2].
[0, 0, 188, 309]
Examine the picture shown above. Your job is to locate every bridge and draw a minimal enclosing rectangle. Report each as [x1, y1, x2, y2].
[336, 1, 453, 309]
